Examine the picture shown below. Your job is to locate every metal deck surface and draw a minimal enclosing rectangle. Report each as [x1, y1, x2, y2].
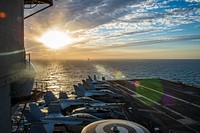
[108, 79, 200, 133]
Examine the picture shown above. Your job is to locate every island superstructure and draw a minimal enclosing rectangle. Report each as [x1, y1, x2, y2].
[0, 0, 53, 132]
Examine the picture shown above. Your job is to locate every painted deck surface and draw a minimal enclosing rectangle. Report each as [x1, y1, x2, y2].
[108, 79, 200, 133]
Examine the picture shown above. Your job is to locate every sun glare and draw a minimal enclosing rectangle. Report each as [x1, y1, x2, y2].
[39, 30, 73, 49]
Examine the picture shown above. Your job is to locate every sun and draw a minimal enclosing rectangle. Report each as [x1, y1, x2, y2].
[39, 30, 73, 49]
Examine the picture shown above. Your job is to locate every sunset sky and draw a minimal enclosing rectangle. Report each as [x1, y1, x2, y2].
[24, 0, 200, 60]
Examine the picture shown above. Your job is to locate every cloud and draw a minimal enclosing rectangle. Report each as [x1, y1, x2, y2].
[62, 0, 147, 30]
[73, 34, 200, 50]
[185, 0, 200, 2]
[25, 0, 200, 34]
[124, 34, 200, 47]
[24, 0, 200, 59]
[105, 29, 156, 39]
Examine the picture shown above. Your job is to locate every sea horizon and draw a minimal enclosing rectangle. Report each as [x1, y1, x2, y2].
[32, 59, 200, 94]
[31, 58, 200, 61]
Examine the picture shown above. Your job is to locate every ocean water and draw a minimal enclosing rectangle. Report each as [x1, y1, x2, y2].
[32, 59, 200, 93]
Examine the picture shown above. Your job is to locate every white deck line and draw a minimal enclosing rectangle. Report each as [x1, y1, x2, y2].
[113, 83, 200, 133]
[116, 83, 189, 119]
[136, 98, 199, 133]
[134, 83, 200, 109]
[164, 87, 200, 98]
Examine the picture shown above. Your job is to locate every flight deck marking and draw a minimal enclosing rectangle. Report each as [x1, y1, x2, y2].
[114, 83, 198, 119]
[167, 88, 200, 98]
[112, 83, 200, 133]
[134, 83, 200, 109]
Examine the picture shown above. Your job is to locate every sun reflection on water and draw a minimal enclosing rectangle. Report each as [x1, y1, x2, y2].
[34, 61, 71, 97]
